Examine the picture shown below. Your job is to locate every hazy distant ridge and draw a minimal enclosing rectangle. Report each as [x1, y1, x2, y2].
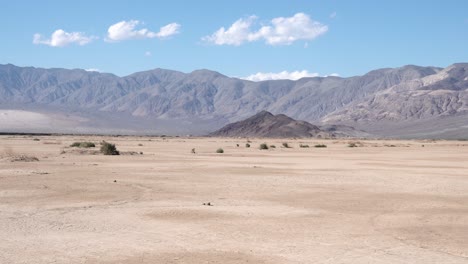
[1, 63, 467, 138]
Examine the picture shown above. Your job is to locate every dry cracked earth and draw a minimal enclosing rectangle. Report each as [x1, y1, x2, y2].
[0, 136, 467, 263]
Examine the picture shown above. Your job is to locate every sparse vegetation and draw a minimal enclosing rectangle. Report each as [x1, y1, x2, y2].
[43, 141, 61, 145]
[33, 138, 40, 141]
[191, 148, 196, 154]
[70, 142, 96, 148]
[245, 143, 251, 148]
[138, 143, 143, 146]
[282, 142, 291, 148]
[314, 144, 327, 148]
[9, 154, 39, 162]
[100, 141, 119, 155]
[348, 143, 358, 148]
[269, 145, 276, 148]
[259, 143, 269, 150]
[216, 148, 224, 153]
[1, 148, 39, 162]
[300, 144, 310, 148]
[236, 144, 239, 147]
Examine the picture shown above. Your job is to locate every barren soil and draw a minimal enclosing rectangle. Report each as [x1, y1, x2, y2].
[1, 136, 467, 263]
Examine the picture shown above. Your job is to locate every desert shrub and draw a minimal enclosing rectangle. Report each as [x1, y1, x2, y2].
[33, 138, 40, 141]
[270, 145, 276, 148]
[216, 148, 224, 153]
[9, 155, 39, 162]
[259, 143, 269, 150]
[348, 143, 358, 148]
[100, 141, 119, 155]
[43, 141, 61, 145]
[314, 144, 327, 148]
[138, 143, 143, 146]
[300, 144, 310, 148]
[191, 148, 196, 154]
[282, 142, 291, 148]
[245, 143, 251, 148]
[71, 142, 95, 148]
[236, 144, 239, 147]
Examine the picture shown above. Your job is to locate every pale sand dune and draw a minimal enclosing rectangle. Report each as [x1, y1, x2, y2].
[0, 110, 53, 128]
[0, 110, 85, 132]
[0, 136, 467, 263]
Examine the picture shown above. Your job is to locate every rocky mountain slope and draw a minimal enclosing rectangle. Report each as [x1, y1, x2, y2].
[210, 111, 332, 138]
[1, 63, 467, 138]
[322, 63, 468, 138]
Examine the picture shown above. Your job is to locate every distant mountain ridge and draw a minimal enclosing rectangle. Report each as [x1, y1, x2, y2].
[1, 63, 467, 138]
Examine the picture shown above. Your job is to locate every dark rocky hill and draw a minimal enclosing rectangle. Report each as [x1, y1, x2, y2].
[209, 111, 333, 138]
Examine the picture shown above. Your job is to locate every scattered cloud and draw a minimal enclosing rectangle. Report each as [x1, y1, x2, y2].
[106, 20, 180, 42]
[144, 51, 152, 57]
[85, 68, 100, 72]
[242, 70, 340, 81]
[330, 12, 337, 19]
[242, 70, 320, 81]
[33, 29, 97, 47]
[156, 23, 181, 38]
[202, 13, 328, 46]
[202, 16, 258, 46]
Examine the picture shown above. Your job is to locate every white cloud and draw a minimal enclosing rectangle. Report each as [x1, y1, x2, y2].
[156, 23, 181, 38]
[106, 20, 180, 41]
[33, 29, 96, 47]
[202, 16, 257, 46]
[242, 70, 320, 81]
[330, 12, 337, 19]
[203, 13, 328, 46]
[144, 51, 152, 57]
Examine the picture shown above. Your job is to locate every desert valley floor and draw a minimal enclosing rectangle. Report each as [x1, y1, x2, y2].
[0, 136, 467, 263]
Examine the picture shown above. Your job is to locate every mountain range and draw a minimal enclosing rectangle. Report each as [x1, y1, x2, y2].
[0, 63, 467, 138]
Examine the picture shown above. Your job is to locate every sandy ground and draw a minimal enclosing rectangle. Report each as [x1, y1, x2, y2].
[0, 136, 467, 264]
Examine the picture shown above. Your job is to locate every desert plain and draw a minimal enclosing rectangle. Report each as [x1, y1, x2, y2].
[0, 135, 467, 264]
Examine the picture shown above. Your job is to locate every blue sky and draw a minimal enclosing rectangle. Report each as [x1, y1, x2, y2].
[1, 0, 467, 80]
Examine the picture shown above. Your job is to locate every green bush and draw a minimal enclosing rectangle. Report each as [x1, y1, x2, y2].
[314, 144, 327, 148]
[70, 142, 96, 148]
[216, 148, 224, 153]
[259, 143, 269, 150]
[100, 141, 119, 155]
[245, 143, 251, 148]
[282, 142, 291, 148]
[299, 144, 310, 148]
